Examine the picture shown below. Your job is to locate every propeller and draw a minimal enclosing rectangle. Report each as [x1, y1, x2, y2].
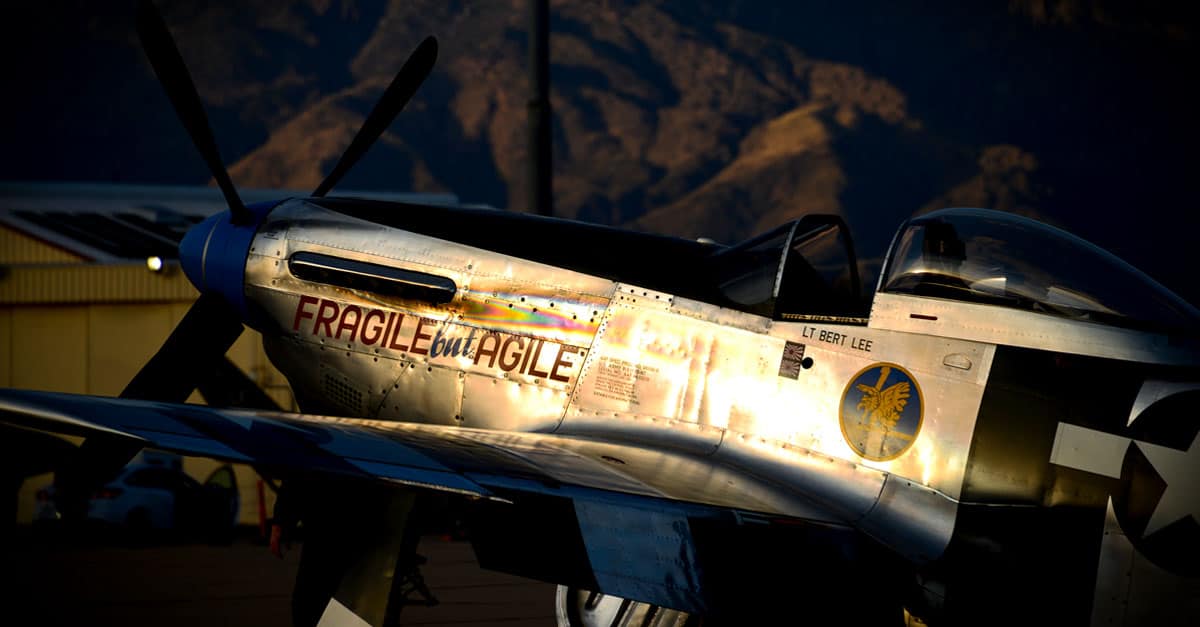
[119, 0, 251, 401]
[134, 0, 250, 225]
[198, 358, 285, 411]
[313, 36, 439, 197]
[121, 0, 438, 404]
[120, 292, 245, 402]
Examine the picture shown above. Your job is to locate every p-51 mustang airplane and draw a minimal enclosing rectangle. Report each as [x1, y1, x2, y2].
[3, 3, 1199, 626]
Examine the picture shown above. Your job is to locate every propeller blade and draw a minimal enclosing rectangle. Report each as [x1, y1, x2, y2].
[198, 358, 284, 411]
[136, 0, 250, 224]
[313, 36, 439, 197]
[120, 292, 245, 403]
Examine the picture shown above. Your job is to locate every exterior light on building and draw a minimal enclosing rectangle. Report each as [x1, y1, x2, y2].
[146, 256, 164, 273]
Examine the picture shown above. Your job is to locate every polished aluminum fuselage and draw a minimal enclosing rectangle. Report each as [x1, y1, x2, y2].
[244, 198, 1199, 623]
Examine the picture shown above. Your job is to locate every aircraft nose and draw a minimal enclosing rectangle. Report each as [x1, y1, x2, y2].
[179, 203, 274, 316]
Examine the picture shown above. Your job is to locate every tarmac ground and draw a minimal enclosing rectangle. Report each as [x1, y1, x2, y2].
[5, 525, 558, 627]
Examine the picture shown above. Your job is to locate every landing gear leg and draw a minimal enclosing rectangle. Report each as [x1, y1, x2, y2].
[382, 494, 439, 626]
[289, 483, 441, 627]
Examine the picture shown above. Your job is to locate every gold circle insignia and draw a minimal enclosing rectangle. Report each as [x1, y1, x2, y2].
[839, 362, 924, 461]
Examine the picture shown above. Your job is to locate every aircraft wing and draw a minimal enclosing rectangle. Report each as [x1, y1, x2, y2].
[0, 388, 879, 616]
[0, 388, 834, 519]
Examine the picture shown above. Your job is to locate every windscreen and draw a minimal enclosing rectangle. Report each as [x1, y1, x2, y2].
[710, 223, 793, 314]
[709, 215, 864, 320]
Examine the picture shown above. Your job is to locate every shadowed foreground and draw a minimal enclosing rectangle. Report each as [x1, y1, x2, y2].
[7, 527, 556, 626]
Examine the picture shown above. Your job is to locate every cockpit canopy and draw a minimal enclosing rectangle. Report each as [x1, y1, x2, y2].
[709, 215, 865, 321]
[881, 208, 1200, 334]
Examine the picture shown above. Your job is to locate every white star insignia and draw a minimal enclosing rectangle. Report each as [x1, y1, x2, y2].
[1050, 423, 1200, 539]
[1135, 432, 1200, 538]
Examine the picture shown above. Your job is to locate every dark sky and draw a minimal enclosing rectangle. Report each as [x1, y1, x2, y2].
[1, 1, 1197, 307]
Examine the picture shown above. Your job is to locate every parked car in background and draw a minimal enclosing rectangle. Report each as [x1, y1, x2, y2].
[35, 450, 239, 541]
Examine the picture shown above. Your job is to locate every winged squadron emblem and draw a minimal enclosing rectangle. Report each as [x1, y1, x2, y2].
[840, 363, 923, 461]
[856, 366, 910, 431]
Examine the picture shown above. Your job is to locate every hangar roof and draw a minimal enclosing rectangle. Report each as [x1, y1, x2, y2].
[0, 182, 458, 263]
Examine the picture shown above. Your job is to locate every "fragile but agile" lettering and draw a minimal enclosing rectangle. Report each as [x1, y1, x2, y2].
[292, 296, 582, 382]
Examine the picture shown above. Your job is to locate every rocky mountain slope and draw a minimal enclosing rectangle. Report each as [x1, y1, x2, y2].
[2, 0, 1196, 301]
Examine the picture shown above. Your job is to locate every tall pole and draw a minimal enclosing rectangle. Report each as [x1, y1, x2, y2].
[528, 0, 552, 216]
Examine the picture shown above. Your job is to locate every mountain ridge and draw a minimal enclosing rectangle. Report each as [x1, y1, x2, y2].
[2, 1, 1195, 302]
